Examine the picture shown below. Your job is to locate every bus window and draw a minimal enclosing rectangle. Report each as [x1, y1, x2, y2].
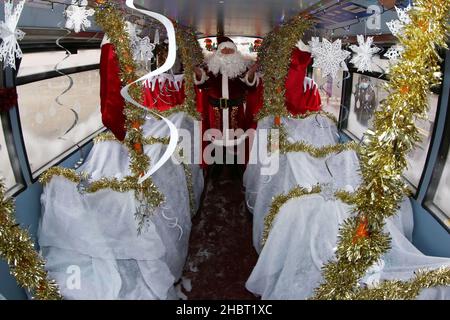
[16, 69, 104, 178]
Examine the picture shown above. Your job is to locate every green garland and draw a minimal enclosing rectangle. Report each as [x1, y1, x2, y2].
[256, 14, 313, 120]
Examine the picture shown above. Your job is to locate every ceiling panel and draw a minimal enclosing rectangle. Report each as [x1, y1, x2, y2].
[138, 0, 323, 37]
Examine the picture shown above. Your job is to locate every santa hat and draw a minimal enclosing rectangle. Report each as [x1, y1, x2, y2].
[217, 36, 237, 51]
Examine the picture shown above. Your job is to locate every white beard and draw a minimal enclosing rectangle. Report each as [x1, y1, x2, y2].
[207, 50, 251, 79]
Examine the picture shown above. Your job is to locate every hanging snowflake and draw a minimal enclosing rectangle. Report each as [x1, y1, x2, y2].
[132, 36, 156, 63]
[0, 0, 25, 69]
[312, 38, 351, 80]
[386, 5, 412, 37]
[349, 35, 381, 72]
[65, 0, 95, 33]
[384, 44, 404, 62]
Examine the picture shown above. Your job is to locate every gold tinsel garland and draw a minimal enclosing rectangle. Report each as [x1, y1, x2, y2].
[173, 26, 203, 120]
[182, 163, 196, 218]
[270, 123, 359, 156]
[93, 2, 164, 213]
[352, 267, 450, 300]
[311, 0, 450, 299]
[39, 168, 165, 210]
[0, 181, 61, 300]
[288, 110, 338, 124]
[262, 185, 356, 246]
[94, 132, 170, 146]
[256, 14, 313, 120]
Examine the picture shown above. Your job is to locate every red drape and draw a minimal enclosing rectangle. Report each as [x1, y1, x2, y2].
[100, 43, 126, 141]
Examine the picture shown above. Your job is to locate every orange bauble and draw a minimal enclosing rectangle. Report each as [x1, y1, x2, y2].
[378, 0, 396, 9]
[274, 116, 281, 126]
[353, 216, 369, 242]
[134, 143, 143, 154]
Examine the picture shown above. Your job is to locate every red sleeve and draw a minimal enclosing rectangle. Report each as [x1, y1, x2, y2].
[100, 44, 126, 141]
[285, 48, 322, 115]
[245, 80, 264, 130]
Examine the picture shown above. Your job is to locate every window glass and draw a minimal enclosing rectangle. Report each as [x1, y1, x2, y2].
[198, 36, 261, 59]
[312, 68, 343, 119]
[16, 69, 103, 177]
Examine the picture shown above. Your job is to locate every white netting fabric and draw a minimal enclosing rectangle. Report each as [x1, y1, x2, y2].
[39, 112, 203, 300]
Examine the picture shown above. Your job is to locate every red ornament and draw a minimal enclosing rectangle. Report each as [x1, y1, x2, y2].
[0, 87, 18, 112]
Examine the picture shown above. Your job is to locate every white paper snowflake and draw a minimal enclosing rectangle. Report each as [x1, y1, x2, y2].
[65, 0, 95, 33]
[349, 35, 381, 73]
[384, 44, 404, 62]
[0, 0, 25, 69]
[312, 38, 351, 80]
[386, 5, 412, 37]
[133, 36, 156, 63]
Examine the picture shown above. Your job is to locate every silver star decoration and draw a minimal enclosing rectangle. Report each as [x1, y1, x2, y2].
[65, 0, 95, 34]
[0, 0, 25, 70]
[386, 5, 412, 37]
[308, 37, 321, 58]
[349, 35, 381, 73]
[312, 38, 351, 80]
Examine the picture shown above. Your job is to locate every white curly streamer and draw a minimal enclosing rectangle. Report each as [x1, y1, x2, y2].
[123, 0, 179, 185]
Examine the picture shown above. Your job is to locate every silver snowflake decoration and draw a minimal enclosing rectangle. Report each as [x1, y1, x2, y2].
[386, 5, 412, 37]
[349, 35, 381, 73]
[320, 182, 337, 202]
[65, 0, 95, 34]
[0, 0, 25, 69]
[312, 38, 351, 80]
[76, 172, 92, 194]
[384, 44, 404, 62]
[132, 36, 156, 62]
[308, 37, 321, 58]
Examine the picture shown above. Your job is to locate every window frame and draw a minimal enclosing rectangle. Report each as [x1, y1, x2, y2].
[14, 61, 104, 182]
[339, 68, 442, 198]
[0, 63, 26, 197]
[423, 86, 450, 233]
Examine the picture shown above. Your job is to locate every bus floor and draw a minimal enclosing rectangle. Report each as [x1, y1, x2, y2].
[181, 165, 259, 300]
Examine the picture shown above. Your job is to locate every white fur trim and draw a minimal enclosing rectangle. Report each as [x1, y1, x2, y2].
[194, 68, 209, 85]
[242, 70, 258, 87]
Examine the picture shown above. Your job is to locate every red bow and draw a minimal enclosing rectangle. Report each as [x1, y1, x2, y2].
[0, 87, 18, 112]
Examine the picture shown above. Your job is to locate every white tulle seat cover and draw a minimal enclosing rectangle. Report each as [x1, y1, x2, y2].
[39, 112, 204, 300]
[245, 115, 450, 300]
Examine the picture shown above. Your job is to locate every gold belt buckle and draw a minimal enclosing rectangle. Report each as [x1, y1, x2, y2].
[219, 98, 228, 109]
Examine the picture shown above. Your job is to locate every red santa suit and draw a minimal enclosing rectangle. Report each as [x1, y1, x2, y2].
[194, 37, 259, 147]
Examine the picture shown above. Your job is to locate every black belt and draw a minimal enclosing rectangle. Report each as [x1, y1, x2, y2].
[209, 97, 244, 109]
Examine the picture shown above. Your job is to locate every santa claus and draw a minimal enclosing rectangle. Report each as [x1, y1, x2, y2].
[194, 36, 259, 149]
